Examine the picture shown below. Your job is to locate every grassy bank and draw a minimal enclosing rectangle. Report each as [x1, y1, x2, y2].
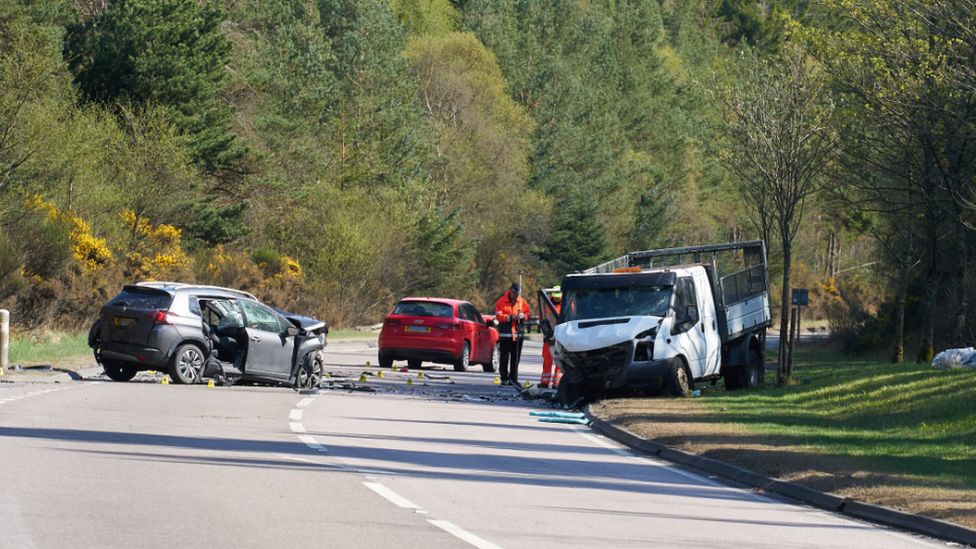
[594, 347, 976, 527]
[7, 331, 91, 365]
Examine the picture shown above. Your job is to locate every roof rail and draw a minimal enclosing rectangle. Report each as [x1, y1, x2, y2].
[134, 281, 258, 301]
[585, 240, 767, 274]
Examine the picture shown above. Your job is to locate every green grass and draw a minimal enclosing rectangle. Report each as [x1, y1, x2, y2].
[702, 348, 976, 487]
[328, 328, 378, 340]
[7, 331, 91, 365]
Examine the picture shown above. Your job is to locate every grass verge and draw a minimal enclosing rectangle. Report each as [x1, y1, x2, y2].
[592, 347, 976, 528]
[7, 331, 91, 365]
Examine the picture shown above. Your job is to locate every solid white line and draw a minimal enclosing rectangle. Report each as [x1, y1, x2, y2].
[289, 408, 303, 422]
[428, 520, 503, 549]
[362, 482, 420, 509]
[289, 422, 306, 433]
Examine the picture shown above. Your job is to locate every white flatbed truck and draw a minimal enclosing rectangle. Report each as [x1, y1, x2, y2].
[537, 241, 771, 405]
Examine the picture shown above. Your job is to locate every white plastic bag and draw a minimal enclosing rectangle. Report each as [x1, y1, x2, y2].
[931, 347, 976, 370]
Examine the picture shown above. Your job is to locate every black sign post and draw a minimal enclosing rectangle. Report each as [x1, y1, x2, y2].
[787, 288, 808, 378]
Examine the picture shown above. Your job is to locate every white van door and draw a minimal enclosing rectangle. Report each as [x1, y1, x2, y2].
[670, 277, 707, 377]
[692, 268, 722, 377]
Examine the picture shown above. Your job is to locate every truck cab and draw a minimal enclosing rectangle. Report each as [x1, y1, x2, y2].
[538, 241, 771, 405]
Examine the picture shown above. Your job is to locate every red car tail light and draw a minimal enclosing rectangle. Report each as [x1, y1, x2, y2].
[150, 310, 174, 324]
[385, 318, 401, 327]
[437, 322, 461, 330]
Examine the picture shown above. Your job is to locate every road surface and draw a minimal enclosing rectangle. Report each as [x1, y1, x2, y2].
[0, 338, 949, 548]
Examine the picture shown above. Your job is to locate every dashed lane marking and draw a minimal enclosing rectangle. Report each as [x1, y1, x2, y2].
[362, 481, 420, 509]
[428, 520, 503, 549]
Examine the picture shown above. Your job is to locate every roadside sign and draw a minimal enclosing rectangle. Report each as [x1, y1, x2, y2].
[791, 288, 809, 306]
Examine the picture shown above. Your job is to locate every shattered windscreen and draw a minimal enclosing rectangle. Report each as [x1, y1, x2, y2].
[563, 285, 672, 321]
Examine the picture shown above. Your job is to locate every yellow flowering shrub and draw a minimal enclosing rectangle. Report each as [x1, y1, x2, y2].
[25, 195, 113, 274]
[119, 209, 189, 279]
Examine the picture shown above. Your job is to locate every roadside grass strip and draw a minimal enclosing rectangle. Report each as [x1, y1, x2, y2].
[8, 331, 90, 365]
[595, 347, 976, 528]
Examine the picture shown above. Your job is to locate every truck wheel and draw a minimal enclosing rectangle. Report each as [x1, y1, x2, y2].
[482, 343, 499, 373]
[745, 350, 764, 389]
[102, 360, 137, 382]
[557, 379, 584, 408]
[665, 358, 692, 397]
[453, 342, 470, 372]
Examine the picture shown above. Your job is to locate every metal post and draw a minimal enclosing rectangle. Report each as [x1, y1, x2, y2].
[787, 306, 798, 378]
[0, 309, 9, 376]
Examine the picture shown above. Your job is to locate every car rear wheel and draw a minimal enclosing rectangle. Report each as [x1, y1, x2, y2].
[483, 343, 498, 373]
[407, 359, 422, 369]
[453, 342, 470, 372]
[102, 360, 137, 382]
[295, 352, 323, 389]
[379, 354, 393, 369]
[169, 344, 205, 384]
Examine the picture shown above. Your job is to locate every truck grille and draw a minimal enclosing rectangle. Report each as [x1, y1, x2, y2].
[563, 342, 632, 370]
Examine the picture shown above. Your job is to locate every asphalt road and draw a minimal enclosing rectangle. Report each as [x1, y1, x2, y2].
[0, 338, 950, 548]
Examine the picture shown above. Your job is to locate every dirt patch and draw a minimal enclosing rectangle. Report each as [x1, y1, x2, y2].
[592, 398, 976, 530]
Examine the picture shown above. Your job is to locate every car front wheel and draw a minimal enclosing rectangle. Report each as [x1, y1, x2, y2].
[295, 352, 323, 389]
[169, 344, 205, 384]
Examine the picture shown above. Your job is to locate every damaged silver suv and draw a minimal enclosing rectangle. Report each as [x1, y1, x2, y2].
[87, 282, 327, 388]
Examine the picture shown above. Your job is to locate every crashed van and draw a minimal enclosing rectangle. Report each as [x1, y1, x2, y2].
[538, 241, 771, 405]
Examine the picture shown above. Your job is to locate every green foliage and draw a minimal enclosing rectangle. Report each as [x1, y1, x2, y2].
[541, 192, 608, 275]
[66, 0, 243, 176]
[0, 228, 24, 300]
[410, 207, 473, 296]
[392, 0, 458, 36]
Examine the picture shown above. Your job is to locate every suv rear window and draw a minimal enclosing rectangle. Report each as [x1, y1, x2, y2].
[107, 288, 173, 310]
[392, 301, 454, 318]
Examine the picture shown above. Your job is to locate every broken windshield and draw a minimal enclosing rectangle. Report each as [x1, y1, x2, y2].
[563, 285, 672, 321]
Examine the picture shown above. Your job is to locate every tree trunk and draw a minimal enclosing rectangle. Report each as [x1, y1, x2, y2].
[921, 208, 939, 360]
[778, 242, 792, 386]
[953, 218, 968, 345]
[894, 253, 909, 364]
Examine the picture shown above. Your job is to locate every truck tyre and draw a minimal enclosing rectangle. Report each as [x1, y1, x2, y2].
[723, 364, 744, 390]
[169, 344, 205, 384]
[102, 360, 137, 382]
[482, 343, 499, 373]
[557, 379, 585, 408]
[744, 350, 764, 389]
[665, 358, 692, 397]
[453, 342, 470, 372]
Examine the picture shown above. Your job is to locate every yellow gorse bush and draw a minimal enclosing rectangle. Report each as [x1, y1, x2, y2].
[25, 195, 114, 274]
[119, 209, 189, 278]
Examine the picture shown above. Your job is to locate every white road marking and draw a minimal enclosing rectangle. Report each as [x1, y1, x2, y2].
[289, 408, 303, 421]
[428, 520, 503, 549]
[289, 422, 306, 433]
[298, 434, 326, 451]
[363, 482, 420, 509]
[296, 397, 316, 409]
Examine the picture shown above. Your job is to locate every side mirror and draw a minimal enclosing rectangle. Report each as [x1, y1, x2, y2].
[687, 306, 699, 324]
[286, 325, 300, 337]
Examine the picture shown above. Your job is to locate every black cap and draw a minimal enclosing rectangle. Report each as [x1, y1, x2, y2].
[510, 282, 521, 293]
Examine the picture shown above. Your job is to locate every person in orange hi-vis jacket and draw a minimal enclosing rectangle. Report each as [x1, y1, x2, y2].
[494, 282, 531, 388]
[539, 287, 562, 388]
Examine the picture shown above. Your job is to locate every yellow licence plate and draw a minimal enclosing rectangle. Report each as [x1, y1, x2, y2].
[113, 317, 135, 328]
[405, 325, 430, 333]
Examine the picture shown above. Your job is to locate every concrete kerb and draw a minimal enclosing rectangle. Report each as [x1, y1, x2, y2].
[585, 406, 976, 547]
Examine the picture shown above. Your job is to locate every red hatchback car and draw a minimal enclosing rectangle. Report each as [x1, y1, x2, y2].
[378, 298, 499, 372]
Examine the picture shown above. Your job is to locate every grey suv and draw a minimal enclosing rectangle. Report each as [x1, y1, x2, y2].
[87, 282, 327, 388]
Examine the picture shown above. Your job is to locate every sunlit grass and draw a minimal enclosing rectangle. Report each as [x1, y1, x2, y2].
[7, 331, 91, 365]
[704, 348, 976, 486]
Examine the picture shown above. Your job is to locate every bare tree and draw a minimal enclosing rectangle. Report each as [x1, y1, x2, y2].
[720, 45, 839, 384]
